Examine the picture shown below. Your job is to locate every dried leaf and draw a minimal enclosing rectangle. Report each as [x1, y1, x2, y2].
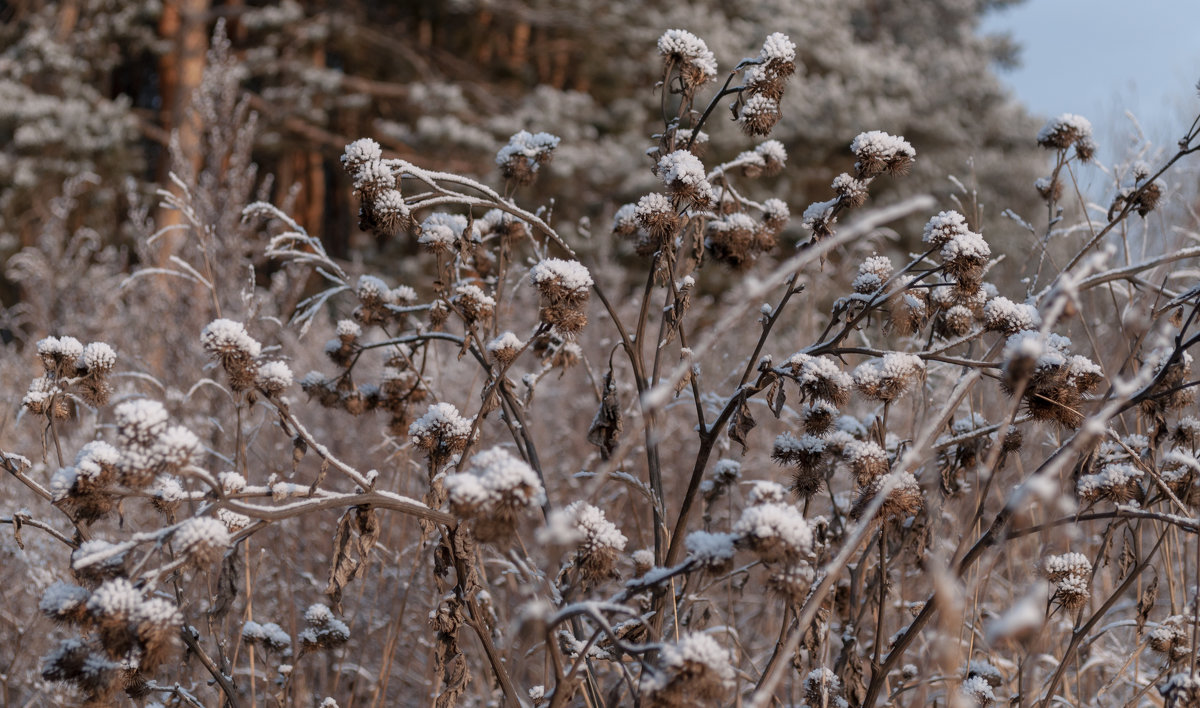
[587, 370, 622, 460]
[1136, 573, 1158, 636]
[729, 399, 756, 454]
[324, 505, 380, 613]
[210, 547, 241, 621]
[292, 435, 307, 474]
[766, 376, 786, 418]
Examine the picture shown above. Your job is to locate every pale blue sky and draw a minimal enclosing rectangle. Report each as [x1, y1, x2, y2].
[982, 0, 1200, 161]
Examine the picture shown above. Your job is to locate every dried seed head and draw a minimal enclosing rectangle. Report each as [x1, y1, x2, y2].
[937, 304, 976, 338]
[767, 561, 815, 604]
[705, 212, 760, 269]
[802, 400, 839, 436]
[134, 597, 182, 671]
[351, 158, 394, 200]
[853, 255, 893, 295]
[341, 138, 383, 175]
[1035, 175, 1063, 203]
[369, 188, 412, 236]
[984, 296, 1041, 335]
[418, 212, 471, 253]
[772, 433, 827, 497]
[40, 582, 91, 626]
[1036, 113, 1093, 153]
[657, 29, 718, 92]
[612, 203, 639, 237]
[299, 603, 351, 651]
[243, 620, 293, 653]
[657, 150, 714, 208]
[409, 402, 474, 467]
[756, 139, 787, 174]
[79, 341, 117, 376]
[37, 335, 84, 377]
[486, 331, 524, 366]
[851, 471, 923, 522]
[804, 668, 843, 706]
[1159, 672, 1200, 707]
[842, 440, 890, 485]
[173, 516, 231, 566]
[1149, 617, 1189, 655]
[635, 192, 681, 246]
[642, 633, 735, 707]
[530, 259, 592, 335]
[746, 480, 789, 506]
[201, 319, 262, 391]
[685, 530, 737, 574]
[733, 500, 813, 564]
[961, 675, 996, 707]
[833, 172, 870, 209]
[784, 352, 853, 406]
[738, 94, 782, 137]
[940, 227, 991, 282]
[496, 130, 560, 185]
[922, 210, 971, 249]
[853, 352, 925, 403]
[1041, 552, 1092, 610]
[851, 130, 915, 177]
[801, 197, 839, 239]
[444, 447, 545, 542]
[451, 283, 496, 326]
[256, 360, 294, 395]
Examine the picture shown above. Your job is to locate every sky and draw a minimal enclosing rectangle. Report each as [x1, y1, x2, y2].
[981, 0, 1200, 166]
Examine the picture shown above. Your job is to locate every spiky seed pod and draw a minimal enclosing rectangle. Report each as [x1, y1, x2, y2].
[409, 402, 474, 468]
[634, 192, 680, 247]
[738, 94, 781, 137]
[685, 531, 736, 575]
[1035, 176, 1063, 203]
[86, 578, 140, 657]
[850, 471, 923, 522]
[833, 172, 870, 209]
[767, 562, 815, 605]
[801, 400, 839, 436]
[133, 598, 182, 671]
[243, 621, 293, 654]
[443, 447, 546, 542]
[784, 353, 853, 406]
[40, 582, 91, 626]
[1036, 113, 1093, 153]
[842, 440, 890, 485]
[851, 130, 915, 177]
[656, 150, 714, 209]
[642, 633, 735, 708]
[200, 319, 262, 392]
[495, 130, 560, 186]
[299, 603, 351, 651]
[657, 29, 718, 94]
[341, 138, 383, 175]
[530, 259, 592, 336]
[705, 213, 759, 269]
[565, 502, 627, 586]
[937, 304, 976, 338]
[173, 516, 231, 567]
[804, 668, 843, 707]
[733, 501, 813, 564]
[771, 433, 827, 497]
[853, 352, 925, 403]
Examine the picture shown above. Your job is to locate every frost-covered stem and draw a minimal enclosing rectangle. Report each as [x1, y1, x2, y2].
[872, 527, 887, 671]
[46, 412, 65, 468]
[180, 626, 241, 708]
[748, 477, 899, 708]
[266, 395, 374, 490]
[1037, 529, 1167, 708]
[223, 491, 453, 525]
[1044, 142, 1200, 301]
[686, 60, 758, 149]
[0, 514, 77, 548]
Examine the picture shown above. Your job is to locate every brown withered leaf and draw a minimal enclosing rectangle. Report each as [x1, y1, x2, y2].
[479, 379, 501, 417]
[210, 548, 241, 621]
[324, 505, 381, 613]
[729, 399, 756, 454]
[766, 376, 786, 418]
[587, 370, 622, 460]
[1136, 573, 1158, 636]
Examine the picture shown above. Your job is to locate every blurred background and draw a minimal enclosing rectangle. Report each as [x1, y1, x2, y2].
[1, 0, 1196, 325]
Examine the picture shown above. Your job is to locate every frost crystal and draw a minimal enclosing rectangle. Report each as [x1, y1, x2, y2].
[685, 530, 737, 567]
[87, 578, 140, 618]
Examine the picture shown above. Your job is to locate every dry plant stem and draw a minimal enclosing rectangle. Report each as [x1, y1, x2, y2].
[180, 625, 242, 708]
[0, 514, 78, 548]
[1037, 529, 1169, 708]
